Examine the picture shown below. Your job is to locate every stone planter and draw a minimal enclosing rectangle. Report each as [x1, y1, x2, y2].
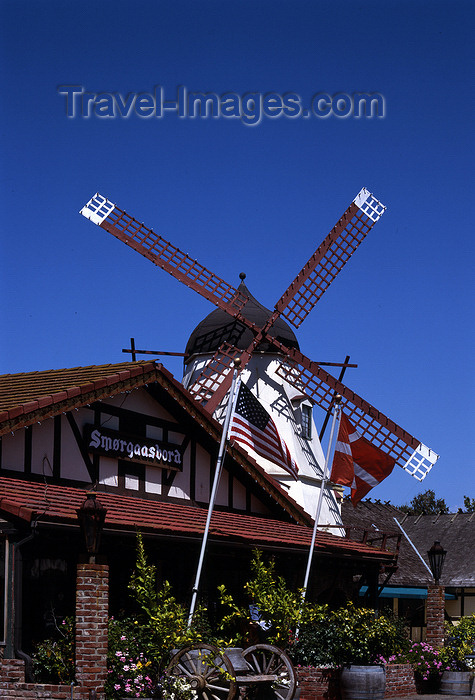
[340, 665, 386, 700]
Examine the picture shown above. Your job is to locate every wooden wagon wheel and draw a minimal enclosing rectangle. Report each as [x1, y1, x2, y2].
[241, 644, 296, 700]
[166, 644, 237, 700]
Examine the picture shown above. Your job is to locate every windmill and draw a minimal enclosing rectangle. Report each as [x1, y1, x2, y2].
[80, 188, 438, 513]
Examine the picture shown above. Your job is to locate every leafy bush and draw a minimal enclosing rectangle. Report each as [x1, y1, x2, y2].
[106, 531, 213, 698]
[217, 549, 308, 648]
[217, 550, 408, 668]
[287, 604, 338, 667]
[127, 532, 211, 657]
[441, 614, 475, 671]
[293, 603, 408, 667]
[32, 616, 75, 684]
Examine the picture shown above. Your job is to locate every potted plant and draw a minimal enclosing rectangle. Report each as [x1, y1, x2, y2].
[333, 606, 404, 700]
[291, 603, 408, 700]
[439, 615, 475, 696]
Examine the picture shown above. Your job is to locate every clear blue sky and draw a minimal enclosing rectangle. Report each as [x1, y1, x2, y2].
[1, 0, 473, 511]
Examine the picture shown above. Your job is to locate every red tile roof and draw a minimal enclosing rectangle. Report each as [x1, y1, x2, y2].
[0, 361, 159, 429]
[0, 476, 395, 562]
[0, 361, 312, 526]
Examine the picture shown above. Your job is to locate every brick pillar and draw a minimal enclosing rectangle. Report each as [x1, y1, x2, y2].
[426, 584, 445, 648]
[76, 563, 109, 699]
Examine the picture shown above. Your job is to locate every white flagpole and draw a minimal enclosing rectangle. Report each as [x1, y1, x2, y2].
[300, 396, 342, 608]
[187, 361, 241, 628]
[393, 517, 434, 578]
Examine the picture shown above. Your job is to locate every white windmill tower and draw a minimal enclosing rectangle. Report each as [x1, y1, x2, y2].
[182, 274, 337, 521]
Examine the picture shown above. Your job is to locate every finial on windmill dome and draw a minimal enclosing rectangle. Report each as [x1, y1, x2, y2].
[239, 272, 246, 281]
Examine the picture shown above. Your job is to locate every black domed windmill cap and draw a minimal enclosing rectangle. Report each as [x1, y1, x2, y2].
[185, 273, 299, 359]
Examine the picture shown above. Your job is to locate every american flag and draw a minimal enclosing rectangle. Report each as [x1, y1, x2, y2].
[229, 383, 299, 479]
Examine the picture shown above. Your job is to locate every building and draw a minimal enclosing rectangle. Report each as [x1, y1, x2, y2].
[341, 499, 475, 640]
[0, 360, 399, 692]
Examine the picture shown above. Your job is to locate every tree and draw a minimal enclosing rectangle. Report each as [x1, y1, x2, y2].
[463, 495, 475, 513]
[399, 489, 449, 515]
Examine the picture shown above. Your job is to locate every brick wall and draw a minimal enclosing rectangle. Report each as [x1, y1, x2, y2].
[0, 681, 89, 699]
[296, 663, 416, 700]
[0, 659, 89, 699]
[385, 663, 417, 697]
[426, 584, 445, 648]
[76, 563, 109, 699]
[296, 666, 340, 700]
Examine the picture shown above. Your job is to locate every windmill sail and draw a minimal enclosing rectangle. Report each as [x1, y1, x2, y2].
[80, 188, 439, 487]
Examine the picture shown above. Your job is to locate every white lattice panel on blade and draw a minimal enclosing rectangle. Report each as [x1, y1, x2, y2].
[402, 443, 439, 481]
[80, 193, 115, 225]
[353, 188, 386, 222]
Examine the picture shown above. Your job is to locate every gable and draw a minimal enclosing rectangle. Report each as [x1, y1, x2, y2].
[0, 371, 300, 520]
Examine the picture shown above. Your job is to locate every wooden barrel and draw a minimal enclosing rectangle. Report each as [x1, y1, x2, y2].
[440, 671, 472, 695]
[340, 665, 386, 700]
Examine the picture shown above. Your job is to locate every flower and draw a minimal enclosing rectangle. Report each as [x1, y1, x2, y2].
[386, 642, 445, 681]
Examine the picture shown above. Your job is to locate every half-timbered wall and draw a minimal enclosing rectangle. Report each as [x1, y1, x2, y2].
[0, 387, 271, 515]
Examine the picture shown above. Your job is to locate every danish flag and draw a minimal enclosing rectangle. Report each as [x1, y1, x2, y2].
[330, 412, 395, 506]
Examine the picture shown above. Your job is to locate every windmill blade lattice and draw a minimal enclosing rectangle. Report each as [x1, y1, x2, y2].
[80, 193, 248, 316]
[186, 342, 242, 404]
[80, 188, 438, 481]
[274, 354, 438, 480]
[275, 188, 386, 328]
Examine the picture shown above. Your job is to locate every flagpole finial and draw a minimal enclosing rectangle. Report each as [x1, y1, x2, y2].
[233, 357, 242, 368]
[334, 394, 342, 405]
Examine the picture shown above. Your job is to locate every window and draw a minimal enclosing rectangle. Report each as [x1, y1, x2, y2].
[301, 404, 312, 440]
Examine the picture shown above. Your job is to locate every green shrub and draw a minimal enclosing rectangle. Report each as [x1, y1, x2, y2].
[292, 604, 409, 667]
[217, 549, 309, 648]
[106, 531, 213, 698]
[442, 614, 475, 671]
[127, 532, 211, 657]
[32, 616, 75, 684]
[289, 605, 337, 666]
[218, 549, 408, 668]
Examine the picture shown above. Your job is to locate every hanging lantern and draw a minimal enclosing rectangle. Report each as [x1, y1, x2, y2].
[427, 540, 446, 584]
[76, 493, 107, 558]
